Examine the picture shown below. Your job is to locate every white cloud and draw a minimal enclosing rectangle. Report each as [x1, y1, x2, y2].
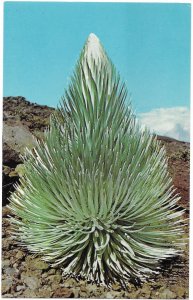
[137, 107, 190, 142]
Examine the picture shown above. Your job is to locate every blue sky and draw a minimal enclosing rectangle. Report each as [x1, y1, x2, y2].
[3, 2, 190, 141]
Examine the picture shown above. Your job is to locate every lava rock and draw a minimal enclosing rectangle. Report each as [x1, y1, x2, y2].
[15, 250, 25, 260]
[25, 257, 49, 270]
[23, 276, 41, 290]
[52, 287, 74, 298]
[4, 267, 17, 276]
[159, 288, 177, 299]
[16, 285, 26, 292]
[63, 278, 78, 288]
[1, 278, 13, 294]
[47, 274, 62, 285]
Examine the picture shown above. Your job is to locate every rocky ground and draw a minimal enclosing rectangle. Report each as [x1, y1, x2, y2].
[2, 97, 189, 298]
[3, 96, 54, 206]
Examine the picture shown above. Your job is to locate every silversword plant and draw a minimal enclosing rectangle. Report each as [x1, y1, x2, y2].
[9, 33, 185, 286]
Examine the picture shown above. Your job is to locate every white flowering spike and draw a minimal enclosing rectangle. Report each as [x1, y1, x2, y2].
[9, 34, 185, 287]
[84, 33, 105, 61]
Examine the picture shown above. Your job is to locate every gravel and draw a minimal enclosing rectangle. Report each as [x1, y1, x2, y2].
[2, 206, 189, 298]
